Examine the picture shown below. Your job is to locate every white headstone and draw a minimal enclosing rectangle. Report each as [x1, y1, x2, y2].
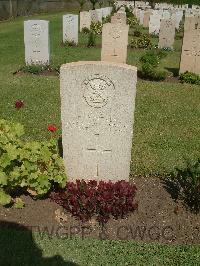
[101, 23, 129, 63]
[90, 9, 102, 23]
[24, 20, 49, 65]
[158, 19, 175, 49]
[149, 11, 162, 34]
[63, 14, 78, 44]
[80, 11, 91, 31]
[180, 16, 200, 74]
[60, 61, 137, 182]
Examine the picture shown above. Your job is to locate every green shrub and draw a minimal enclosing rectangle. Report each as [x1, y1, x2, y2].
[140, 62, 167, 81]
[140, 51, 159, 67]
[102, 15, 111, 24]
[130, 34, 152, 49]
[127, 16, 138, 28]
[90, 21, 102, 35]
[163, 159, 200, 213]
[0, 119, 67, 206]
[87, 31, 96, 47]
[133, 30, 142, 37]
[20, 65, 47, 75]
[82, 27, 90, 34]
[179, 71, 200, 85]
[63, 40, 77, 47]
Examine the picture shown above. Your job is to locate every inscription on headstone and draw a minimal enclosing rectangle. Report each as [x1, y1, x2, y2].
[101, 23, 129, 63]
[60, 61, 137, 181]
[24, 20, 49, 65]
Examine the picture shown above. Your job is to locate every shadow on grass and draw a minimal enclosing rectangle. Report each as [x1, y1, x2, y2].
[165, 67, 179, 77]
[0, 221, 78, 266]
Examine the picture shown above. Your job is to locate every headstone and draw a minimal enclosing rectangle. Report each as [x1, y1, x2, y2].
[60, 61, 137, 182]
[80, 11, 91, 31]
[101, 7, 110, 18]
[111, 12, 127, 25]
[63, 14, 78, 44]
[162, 10, 171, 20]
[24, 20, 49, 65]
[139, 9, 144, 25]
[149, 11, 162, 34]
[101, 23, 129, 63]
[180, 16, 200, 74]
[171, 10, 183, 29]
[158, 19, 175, 49]
[143, 10, 153, 27]
[90, 9, 102, 23]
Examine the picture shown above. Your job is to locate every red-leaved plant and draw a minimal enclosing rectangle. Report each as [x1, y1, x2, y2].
[50, 180, 138, 224]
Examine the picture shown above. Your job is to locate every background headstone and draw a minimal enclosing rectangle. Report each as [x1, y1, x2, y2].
[158, 19, 175, 49]
[63, 14, 78, 44]
[111, 12, 127, 25]
[89, 9, 102, 23]
[80, 11, 91, 31]
[149, 11, 162, 34]
[60, 61, 137, 182]
[143, 10, 153, 27]
[180, 16, 200, 74]
[24, 20, 49, 65]
[101, 23, 129, 63]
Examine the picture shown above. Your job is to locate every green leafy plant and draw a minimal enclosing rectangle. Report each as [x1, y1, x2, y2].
[63, 40, 77, 47]
[127, 16, 138, 28]
[179, 72, 200, 85]
[0, 119, 67, 206]
[20, 65, 47, 75]
[82, 27, 90, 34]
[139, 62, 167, 81]
[139, 50, 168, 81]
[163, 159, 200, 213]
[87, 31, 96, 47]
[140, 51, 159, 67]
[130, 34, 152, 49]
[90, 21, 102, 35]
[102, 15, 111, 24]
[19, 65, 59, 75]
[133, 30, 142, 37]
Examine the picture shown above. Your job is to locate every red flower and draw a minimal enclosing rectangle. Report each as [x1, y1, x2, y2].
[15, 100, 24, 110]
[47, 124, 57, 132]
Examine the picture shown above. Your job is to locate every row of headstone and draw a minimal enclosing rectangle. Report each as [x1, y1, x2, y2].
[80, 7, 112, 31]
[24, 7, 112, 65]
[134, 8, 183, 33]
[116, 0, 190, 10]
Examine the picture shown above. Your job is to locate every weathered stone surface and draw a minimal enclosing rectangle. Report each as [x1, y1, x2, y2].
[63, 14, 78, 44]
[180, 16, 200, 74]
[60, 61, 137, 182]
[149, 11, 162, 34]
[139, 9, 144, 25]
[24, 20, 49, 65]
[111, 11, 127, 25]
[143, 10, 153, 27]
[101, 23, 129, 63]
[89, 9, 102, 23]
[158, 19, 175, 49]
[80, 11, 91, 31]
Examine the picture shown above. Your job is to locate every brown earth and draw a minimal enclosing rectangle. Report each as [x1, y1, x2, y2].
[0, 177, 199, 244]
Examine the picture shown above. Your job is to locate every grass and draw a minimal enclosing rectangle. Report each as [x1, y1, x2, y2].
[0, 11, 200, 177]
[0, 227, 200, 266]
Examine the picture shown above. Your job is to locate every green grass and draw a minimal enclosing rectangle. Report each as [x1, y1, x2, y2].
[0, 11, 200, 176]
[0, 228, 199, 266]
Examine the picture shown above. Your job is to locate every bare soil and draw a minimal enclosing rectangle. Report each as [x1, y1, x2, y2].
[0, 177, 199, 244]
